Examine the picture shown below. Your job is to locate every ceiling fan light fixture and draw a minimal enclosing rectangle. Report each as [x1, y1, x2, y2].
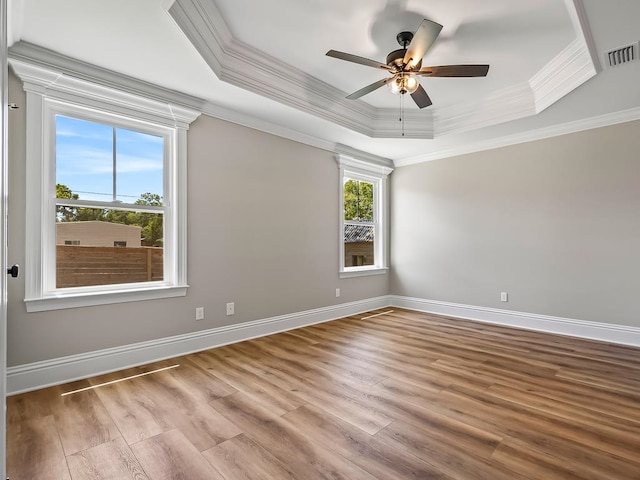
[388, 73, 419, 95]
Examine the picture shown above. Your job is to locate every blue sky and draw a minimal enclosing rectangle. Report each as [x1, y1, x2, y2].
[56, 115, 164, 203]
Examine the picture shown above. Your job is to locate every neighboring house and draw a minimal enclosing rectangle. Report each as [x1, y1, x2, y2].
[344, 224, 374, 267]
[56, 221, 142, 248]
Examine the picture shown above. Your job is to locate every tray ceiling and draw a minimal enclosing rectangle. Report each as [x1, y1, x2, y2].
[8, 0, 640, 164]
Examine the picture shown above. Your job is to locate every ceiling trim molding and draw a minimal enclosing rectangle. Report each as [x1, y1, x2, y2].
[168, 0, 381, 137]
[371, 109, 435, 139]
[168, 0, 598, 140]
[201, 100, 337, 153]
[200, 102, 396, 168]
[565, 0, 602, 73]
[395, 107, 640, 166]
[335, 144, 394, 171]
[530, 37, 597, 113]
[8, 41, 207, 113]
[9, 58, 201, 128]
[436, 82, 536, 136]
[7, 40, 386, 166]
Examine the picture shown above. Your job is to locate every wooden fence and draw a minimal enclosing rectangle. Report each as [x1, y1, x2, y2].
[56, 245, 163, 288]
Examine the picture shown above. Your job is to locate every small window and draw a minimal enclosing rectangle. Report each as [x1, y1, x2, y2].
[113, 241, 127, 248]
[336, 153, 392, 277]
[64, 240, 80, 246]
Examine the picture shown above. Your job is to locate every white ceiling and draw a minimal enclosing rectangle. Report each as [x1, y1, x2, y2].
[8, 0, 640, 165]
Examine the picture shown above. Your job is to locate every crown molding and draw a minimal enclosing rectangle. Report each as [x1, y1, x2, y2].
[435, 82, 536, 136]
[395, 107, 640, 166]
[201, 100, 337, 152]
[168, 0, 598, 140]
[371, 109, 435, 139]
[565, 0, 602, 73]
[201, 102, 394, 168]
[530, 37, 597, 113]
[168, 0, 380, 137]
[7, 39, 389, 167]
[8, 41, 207, 113]
[335, 144, 394, 172]
[9, 57, 201, 128]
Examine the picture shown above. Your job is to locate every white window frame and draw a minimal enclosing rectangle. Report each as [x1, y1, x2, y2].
[337, 153, 392, 278]
[10, 59, 201, 312]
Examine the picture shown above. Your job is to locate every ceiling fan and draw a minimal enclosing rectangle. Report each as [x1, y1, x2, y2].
[326, 19, 489, 108]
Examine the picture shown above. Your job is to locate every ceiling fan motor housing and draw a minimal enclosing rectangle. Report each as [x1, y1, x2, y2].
[386, 48, 422, 70]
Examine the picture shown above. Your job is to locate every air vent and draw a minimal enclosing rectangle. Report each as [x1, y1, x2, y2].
[606, 42, 639, 67]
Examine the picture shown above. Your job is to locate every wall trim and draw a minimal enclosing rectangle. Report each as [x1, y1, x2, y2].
[9, 41, 206, 112]
[390, 295, 640, 347]
[396, 106, 640, 166]
[9, 294, 638, 394]
[6, 296, 391, 395]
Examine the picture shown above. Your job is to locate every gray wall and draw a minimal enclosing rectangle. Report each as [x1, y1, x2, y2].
[390, 120, 640, 327]
[6, 72, 388, 366]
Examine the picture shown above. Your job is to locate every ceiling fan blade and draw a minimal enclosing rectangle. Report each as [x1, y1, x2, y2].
[326, 50, 393, 71]
[403, 19, 443, 69]
[410, 84, 432, 109]
[417, 64, 490, 77]
[346, 78, 392, 99]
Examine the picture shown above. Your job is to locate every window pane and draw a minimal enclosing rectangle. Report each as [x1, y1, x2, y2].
[344, 179, 374, 221]
[55, 211, 164, 288]
[56, 116, 114, 201]
[55, 116, 164, 203]
[115, 127, 163, 202]
[344, 223, 375, 267]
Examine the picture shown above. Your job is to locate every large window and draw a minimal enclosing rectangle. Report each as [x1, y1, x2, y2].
[54, 114, 166, 289]
[12, 59, 200, 311]
[337, 153, 392, 277]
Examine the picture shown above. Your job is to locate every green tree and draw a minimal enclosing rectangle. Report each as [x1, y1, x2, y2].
[135, 193, 163, 247]
[56, 183, 80, 222]
[56, 184, 107, 222]
[344, 179, 373, 221]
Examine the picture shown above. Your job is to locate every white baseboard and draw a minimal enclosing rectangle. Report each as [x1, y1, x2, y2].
[6, 296, 391, 395]
[9, 295, 638, 394]
[390, 295, 640, 347]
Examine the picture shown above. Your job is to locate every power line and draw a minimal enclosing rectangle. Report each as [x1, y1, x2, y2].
[72, 190, 139, 199]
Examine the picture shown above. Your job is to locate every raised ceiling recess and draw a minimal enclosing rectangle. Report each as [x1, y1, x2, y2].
[168, 0, 599, 139]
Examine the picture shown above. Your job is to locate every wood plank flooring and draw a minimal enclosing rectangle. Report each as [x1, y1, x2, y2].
[7, 308, 640, 479]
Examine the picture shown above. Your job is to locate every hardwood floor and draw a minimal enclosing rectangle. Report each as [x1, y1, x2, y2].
[7, 308, 640, 479]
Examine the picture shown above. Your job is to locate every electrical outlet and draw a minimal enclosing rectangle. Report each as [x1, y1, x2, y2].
[500, 292, 508, 302]
[226, 302, 235, 316]
[195, 307, 204, 320]
[335, 288, 341, 298]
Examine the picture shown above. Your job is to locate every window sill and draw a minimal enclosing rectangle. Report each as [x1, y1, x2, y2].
[25, 284, 189, 312]
[339, 267, 388, 279]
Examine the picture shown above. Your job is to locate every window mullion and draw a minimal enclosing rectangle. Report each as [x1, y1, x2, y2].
[112, 126, 117, 202]
[55, 198, 165, 214]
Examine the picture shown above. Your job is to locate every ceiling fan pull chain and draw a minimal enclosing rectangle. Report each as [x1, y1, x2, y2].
[400, 94, 405, 137]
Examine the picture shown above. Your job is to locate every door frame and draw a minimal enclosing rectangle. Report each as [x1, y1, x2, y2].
[0, 0, 9, 476]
